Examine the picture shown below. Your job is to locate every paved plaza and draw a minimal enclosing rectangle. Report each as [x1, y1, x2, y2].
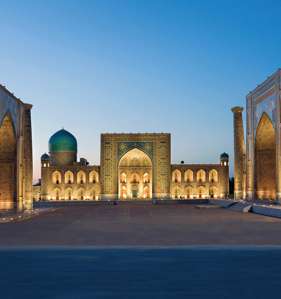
[1, 203, 281, 246]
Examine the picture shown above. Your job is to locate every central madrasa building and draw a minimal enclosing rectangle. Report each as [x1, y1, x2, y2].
[39, 129, 229, 201]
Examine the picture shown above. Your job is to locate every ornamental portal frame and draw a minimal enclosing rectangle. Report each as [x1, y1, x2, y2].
[100, 133, 171, 199]
[246, 70, 281, 200]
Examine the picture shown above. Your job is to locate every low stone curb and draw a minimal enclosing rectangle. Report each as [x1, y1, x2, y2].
[0, 208, 55, 224]
[209, 199, 238, 208]
[251, 204, 281, 219]
[229, 202, 253, 213]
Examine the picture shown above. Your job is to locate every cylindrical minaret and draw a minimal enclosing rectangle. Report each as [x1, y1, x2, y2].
[231, 106, 246, 199]
[41, 153, 50, 200]
[220, 153, 229, 198]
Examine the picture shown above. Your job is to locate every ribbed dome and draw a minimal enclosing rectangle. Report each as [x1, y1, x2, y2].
[49, 129, 77, 153]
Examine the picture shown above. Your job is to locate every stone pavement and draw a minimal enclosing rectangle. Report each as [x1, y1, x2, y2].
[1, 203, 281, 246]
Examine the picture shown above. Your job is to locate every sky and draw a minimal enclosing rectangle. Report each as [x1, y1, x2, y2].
[0, 0, 281, 179]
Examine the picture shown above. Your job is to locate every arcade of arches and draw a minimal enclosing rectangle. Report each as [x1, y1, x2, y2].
[42, 168, 101, 200]
[171, 168, 222, 199]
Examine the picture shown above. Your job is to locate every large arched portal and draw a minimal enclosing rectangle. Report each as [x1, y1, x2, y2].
[255, 113, 276, 199]
[118, 148, 152, 199]
[0, 115, 17, 209]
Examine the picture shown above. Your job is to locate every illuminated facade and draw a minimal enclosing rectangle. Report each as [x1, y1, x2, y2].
[232, 69, 281, 200]
[0, 85, 33, 210]
[40, 129, 100, 200]
[40, 131, 229, 200]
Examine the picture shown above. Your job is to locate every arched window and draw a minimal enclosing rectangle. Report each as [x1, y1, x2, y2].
[78, 189, 84, 200]
[173, 187, 181, 199]
[65, 188, 72, 200]
[197, 169, 206, 183]
[172, 169, 181, 183]
[65, 171, 74, 184]
[209, 169, 218, 183]
[89, 170, 99, 183]
[185, 186, 193, 199]
[121, 186, 127, 199]
[52, 171, 62, 184]
[131, 173, 140, 183]
[184, 170, 193, 182]
[209, 186, 218, 199]
[77, 171, 86, 184]
[198, 186, 206, 198]
[120, 172, 127, 183]
[143, 173, 150, 183]
[53, 188, 60, 200]
[143, 186, 149, 198]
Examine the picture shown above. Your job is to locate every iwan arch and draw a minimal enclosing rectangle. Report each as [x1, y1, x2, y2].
[0, 85, 33, 211]
[232, 69, 281, 201]
[118, 148, 152, 199]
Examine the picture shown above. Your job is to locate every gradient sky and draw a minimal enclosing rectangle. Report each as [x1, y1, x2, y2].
[1, 0, 281, 180]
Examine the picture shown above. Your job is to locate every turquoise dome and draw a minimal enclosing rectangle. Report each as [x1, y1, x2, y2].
[49, 129, 77, 153]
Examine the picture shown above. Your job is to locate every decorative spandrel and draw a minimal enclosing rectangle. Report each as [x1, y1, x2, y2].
[118, 142, 153, 160]
[254, 94, 277, 134]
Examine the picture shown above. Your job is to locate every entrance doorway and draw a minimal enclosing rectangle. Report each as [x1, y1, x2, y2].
[118, 148, 152, 199]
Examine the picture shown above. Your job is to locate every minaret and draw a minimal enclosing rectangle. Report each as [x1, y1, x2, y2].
[231, 107, 246, 199]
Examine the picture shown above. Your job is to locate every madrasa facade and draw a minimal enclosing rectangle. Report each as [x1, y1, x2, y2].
[39, 130, 229, 201]
[232, 68, 281, 201]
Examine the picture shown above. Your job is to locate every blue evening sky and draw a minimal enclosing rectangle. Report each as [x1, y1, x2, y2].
[0, 0, 280, 179]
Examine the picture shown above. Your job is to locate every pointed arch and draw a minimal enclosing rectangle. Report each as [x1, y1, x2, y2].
[197, 169, 206, 183]
[209, 186, 218, 198]
[184, 169, 193, 182]
[52, 187, 61, 200]
[120, 172, 127, 183]
[119, 148, 152, 167]
[185, 186, 193, 199]
[64, 170, 74, 184]
[118, 148, 152, 199]
[198, 186, 206, 198]
[77, 170, 86, 184]
[65, 187, 73, 200]
[77, 188, 85, 200]
[89, 170, 99, 183]
[255, 112, 276, 199]
[143, 172, 150, 183]
[0, 113, 17, 209]
[172, 186, 182, 199]
[209, 169, 218, 183]
[52, 171, 62, 184]
[172, 169, 182, 183]
[90, 185, 101, 200]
